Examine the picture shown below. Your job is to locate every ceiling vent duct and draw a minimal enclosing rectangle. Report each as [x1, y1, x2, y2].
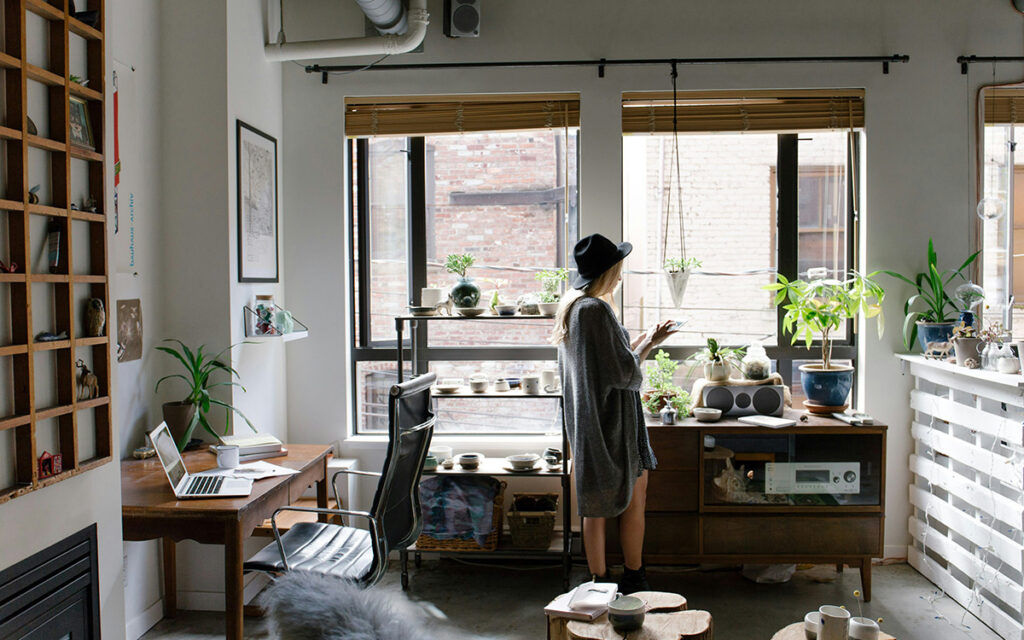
[265, 0, 428, 63]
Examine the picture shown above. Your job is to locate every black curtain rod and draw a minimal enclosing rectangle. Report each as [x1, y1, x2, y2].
[307, 54, 909, 84]
[958, 55, 1024, 74]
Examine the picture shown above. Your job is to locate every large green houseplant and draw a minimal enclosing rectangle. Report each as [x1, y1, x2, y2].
[155, 339, 256, 450]
[881, 238, 979, 351]
[766, 269, 884, 408]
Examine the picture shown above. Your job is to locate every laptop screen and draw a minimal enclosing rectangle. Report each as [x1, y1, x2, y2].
[152, 426, 186, 489]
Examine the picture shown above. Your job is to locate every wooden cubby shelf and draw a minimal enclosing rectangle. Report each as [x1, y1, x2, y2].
[27, 203, 69, 217]
[25, 62, 65, 87]
[0, 415, 31, 431]
[70, 82, 101, 101]
[25, 0, 63, 21]
[26, 134, 66, 153]
[31, 339, 71, 351]
[0, 344, 29, 356]
[0, 0, 111, 506]
[69, 146, 101, 162]
[68, 17, 101, 41]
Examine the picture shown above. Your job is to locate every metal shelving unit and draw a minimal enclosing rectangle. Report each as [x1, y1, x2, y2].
[394, 313, 574, 591]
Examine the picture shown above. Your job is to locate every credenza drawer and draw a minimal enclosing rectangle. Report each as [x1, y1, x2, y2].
[606, 514, 699, 558]
[647, 471, 698, 512]
[702, 516, 882, 555]
[648, 429, 700, 470]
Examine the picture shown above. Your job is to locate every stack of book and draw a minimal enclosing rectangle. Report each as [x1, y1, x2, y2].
[218, 434, 286, 462]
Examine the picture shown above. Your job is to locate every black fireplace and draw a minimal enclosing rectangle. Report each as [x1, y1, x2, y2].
[0, 525, 100, 639]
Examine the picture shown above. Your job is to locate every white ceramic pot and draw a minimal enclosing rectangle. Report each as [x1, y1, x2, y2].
[849, 616, 880, 640]
[704, 361, 731, 382]
[818, 605, 850, 640]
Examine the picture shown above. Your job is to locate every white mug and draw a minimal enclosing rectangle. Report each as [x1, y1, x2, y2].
[212, 444, 239, 469]
[818, 605, 850, 640]
[849, 617, 880, 640]
[522, 375, 541, 394]
[540, 369, 559, 392]
[421, 287, 445, 307]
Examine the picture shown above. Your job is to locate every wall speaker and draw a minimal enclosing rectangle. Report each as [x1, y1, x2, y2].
[444, 0, 480, 38]
[702, 385, 786, 417]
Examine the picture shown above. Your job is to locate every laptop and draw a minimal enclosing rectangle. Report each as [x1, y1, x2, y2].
[149, 423, 253, 498]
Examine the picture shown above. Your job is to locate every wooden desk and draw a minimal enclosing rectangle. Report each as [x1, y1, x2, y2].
[121, 444, 332, 640]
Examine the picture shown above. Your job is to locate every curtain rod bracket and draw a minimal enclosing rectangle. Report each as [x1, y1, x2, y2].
[598, 58, 605, 78]
[322, 71, 329, 84]
[883, 61, 889, 74]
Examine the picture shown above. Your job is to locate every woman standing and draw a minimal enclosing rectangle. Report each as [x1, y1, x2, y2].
[552, 233, 677, 594]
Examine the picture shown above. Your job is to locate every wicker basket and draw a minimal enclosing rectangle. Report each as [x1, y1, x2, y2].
[416, 482, 505, 552]
[508, 492, 558, 550]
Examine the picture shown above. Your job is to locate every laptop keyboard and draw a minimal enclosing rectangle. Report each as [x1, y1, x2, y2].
[185, 475, 224, 495]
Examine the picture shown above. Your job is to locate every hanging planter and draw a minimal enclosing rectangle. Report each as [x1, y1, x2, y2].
[663, 257, 700, 309]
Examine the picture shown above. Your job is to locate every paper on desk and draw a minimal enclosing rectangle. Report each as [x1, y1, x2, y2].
[195, 460, 299, 480]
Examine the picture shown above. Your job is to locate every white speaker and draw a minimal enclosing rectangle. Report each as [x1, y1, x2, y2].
[702, 385, 786, 417]
[444, 0, 480, 37]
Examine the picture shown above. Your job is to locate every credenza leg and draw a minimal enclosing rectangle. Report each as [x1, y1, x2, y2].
[860, 558, 872, 602]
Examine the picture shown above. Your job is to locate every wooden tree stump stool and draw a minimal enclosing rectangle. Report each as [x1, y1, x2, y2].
[771, 622, 894, 640]
[549, 591, 710, 640]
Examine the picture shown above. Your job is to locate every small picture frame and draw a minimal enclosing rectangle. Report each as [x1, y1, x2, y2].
[69, 96, 94, 149]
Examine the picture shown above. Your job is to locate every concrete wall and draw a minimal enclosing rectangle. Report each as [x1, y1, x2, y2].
[281, 0, 1024, 561]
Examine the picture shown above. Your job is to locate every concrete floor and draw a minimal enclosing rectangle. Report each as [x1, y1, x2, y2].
[142, 561, 1001, 640]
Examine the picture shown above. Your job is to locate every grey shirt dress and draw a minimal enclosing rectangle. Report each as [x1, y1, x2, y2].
[558, 296, 657, 518]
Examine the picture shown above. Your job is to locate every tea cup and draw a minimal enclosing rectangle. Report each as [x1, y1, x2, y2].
[803, 611, 821, 640]
[607, 595, 646, 633]
[421, 287, 445, 307]
[469, 378, 488, 393]
[522, 375, 541, 394]
[457, 452, 483, 470]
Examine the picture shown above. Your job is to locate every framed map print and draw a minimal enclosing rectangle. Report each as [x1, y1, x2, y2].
[236, 120, 278, 282]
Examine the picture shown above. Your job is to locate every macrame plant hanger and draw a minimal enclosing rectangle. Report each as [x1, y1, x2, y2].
[662, 61, 691, 308]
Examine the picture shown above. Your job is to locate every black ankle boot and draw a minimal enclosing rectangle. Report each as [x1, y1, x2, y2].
[619, 565, 649, 594]
[592, 571, 611, 583]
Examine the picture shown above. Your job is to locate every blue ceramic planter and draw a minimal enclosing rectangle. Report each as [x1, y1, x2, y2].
[916, 322, 955, 353]
[799, 365, 853, 407]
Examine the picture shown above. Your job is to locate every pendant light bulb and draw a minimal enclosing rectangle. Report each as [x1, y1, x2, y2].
[977, 196, 1007, 221]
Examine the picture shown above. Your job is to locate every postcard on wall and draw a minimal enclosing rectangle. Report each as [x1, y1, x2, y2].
[116, 299, 142, 362]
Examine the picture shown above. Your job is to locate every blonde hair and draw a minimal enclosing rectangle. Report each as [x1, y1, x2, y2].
[550, 260, 624, 344]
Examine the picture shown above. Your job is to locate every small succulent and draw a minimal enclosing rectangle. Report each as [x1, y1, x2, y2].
[664, 256, 702, 272]
[951, 321, 977, 340]
[444, 254, 475, 279]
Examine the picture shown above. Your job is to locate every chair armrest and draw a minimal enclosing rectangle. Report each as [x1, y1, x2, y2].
[330, 468, 382, 510]
[269, 506, 380, 572]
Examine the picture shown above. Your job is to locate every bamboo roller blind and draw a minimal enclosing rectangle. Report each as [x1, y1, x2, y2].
[984, 88, 1024, 124]
[345, 93, 580, 136]
[622, 89, 865, 133]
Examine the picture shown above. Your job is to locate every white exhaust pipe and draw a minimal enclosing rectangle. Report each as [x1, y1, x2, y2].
[265, 0, 428, 62]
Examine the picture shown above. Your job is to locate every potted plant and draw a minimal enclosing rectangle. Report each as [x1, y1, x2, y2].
[535, 268, 568, 315]
[445, 253, 480, 308]
[691, 337, 744, 382]
[664, 256, 702, 308]
[881, 238, 979, 352]
[641, 349, 693, 416]
[950, 321, 981, 368]
[155, 339, 257, 450]
[766, 269, 885, 408]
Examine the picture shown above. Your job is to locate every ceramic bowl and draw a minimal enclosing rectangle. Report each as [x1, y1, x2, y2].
[506, 453, 540, 469]
[518, 302, 540, 315]
[494, 304, 517, 316]
[457, 452, 483, 470]
[803, 611, 821, 640]
[503, 377, 522, 389]
[607, 595, 646, 633]
[494, 379, 511, 392]
[422, 455, 438, 471]
[469, 379, 489, 393]
[434, 383, 461, 394]
[429, 445, 453, 461]
[408, 306, 437, 317]
[692, 407, 722, 422]
[456, 306, 486, 317]
[538, 302, 560, 316]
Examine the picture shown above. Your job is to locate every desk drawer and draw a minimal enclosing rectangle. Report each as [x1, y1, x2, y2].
[648, 429, 700, 470]
[647, 471, 698, 512]
[702, 516, 881, 555]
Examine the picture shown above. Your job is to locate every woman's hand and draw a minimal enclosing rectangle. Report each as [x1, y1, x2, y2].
[647, 320, 677, 347]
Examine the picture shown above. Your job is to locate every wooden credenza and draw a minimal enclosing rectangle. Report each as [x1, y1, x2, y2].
[606, 411, 886, 600]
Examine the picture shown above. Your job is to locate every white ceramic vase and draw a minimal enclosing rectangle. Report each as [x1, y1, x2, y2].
[818, 605, 850, 640]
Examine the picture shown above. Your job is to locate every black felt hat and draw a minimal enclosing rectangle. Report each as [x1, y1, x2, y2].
[571, 233, 632, 289]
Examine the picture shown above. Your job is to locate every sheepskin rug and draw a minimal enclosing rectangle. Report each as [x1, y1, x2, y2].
[261, 572, 477, 640]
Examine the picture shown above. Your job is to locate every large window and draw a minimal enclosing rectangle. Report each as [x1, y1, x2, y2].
[348, 95, 579, 434]
[621, 90, 862, 400]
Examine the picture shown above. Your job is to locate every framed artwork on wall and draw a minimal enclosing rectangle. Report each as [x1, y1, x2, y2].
[69, 96, 94, 149]
[237, 120, 279, 282]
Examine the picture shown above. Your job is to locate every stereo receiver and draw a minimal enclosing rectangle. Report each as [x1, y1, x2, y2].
[765, 462, 860, 494]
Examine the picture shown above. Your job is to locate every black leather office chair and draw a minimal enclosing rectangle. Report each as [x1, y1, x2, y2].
[244, 372, 435, 587]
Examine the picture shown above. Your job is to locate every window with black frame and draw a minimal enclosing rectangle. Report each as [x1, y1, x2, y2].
[347, 95, 580, 434]
[620, 90, 864, 403]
